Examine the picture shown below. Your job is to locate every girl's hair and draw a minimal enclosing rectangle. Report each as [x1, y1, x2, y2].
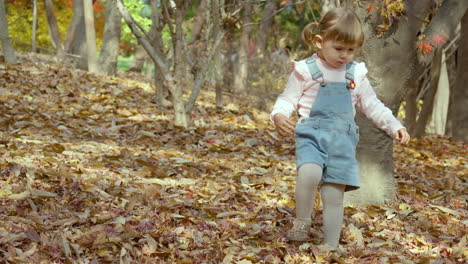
[302, 8, 364, 47]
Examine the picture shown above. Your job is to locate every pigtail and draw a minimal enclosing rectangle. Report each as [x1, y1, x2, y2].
[302, 22, 320, 47]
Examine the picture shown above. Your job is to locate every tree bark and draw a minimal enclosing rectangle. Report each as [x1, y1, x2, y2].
[256, 0, 276, 56]
[114, 0, 188, 127]
[0, 0, 16, 63]
[403, 76, 420, 136]
[43, 0, 64, 57]
[128, 45, 147, 72]
[32, 0, 38, 52]
[98, 0, 121, 75]
[83, 0, 97, 73]
[233, 0, 253, 93]
[64, 0, 87, 69]
[414, 49, 443, 138]
[149, 0, 168, 108]
[420, 0, 468, 65]
[448, 11, 468, 142]
[189, 0, 207, 43]
[213, 0, 223, 107]
[345, 1, 434, 204]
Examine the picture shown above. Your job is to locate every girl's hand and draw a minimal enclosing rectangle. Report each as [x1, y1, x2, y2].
[394, 128, 410, 144]
[273, 113, 295, 137]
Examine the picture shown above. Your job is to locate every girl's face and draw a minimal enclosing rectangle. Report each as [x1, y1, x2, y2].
[316, 37, 358, 68]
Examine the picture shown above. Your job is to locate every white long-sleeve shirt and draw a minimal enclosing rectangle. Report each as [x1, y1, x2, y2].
[270, 53, 404, 136]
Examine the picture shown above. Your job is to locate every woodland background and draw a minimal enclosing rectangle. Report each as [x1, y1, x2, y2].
[0, 0, 466, 263]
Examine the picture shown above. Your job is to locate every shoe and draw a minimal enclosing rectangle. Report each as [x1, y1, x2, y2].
[316, 244, 345, 254]
[286, 219, 311, 242]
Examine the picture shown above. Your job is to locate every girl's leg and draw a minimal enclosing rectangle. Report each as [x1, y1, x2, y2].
[320, 182, 346, 248]
[295, 163, 322, 220]
[288, 163, 322, 241]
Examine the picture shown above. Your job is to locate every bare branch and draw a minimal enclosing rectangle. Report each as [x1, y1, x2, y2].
[185, 32, 226, 114]
[113, 0, 169, 74]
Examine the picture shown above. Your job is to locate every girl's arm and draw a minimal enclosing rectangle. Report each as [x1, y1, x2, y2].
[355, 77, 405, 137]
[270, 65, 305, 123]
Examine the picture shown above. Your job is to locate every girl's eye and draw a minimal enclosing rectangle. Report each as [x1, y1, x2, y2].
[336, 48, 343, 51]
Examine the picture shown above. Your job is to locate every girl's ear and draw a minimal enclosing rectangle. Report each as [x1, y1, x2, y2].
[315, 35, 323, 49]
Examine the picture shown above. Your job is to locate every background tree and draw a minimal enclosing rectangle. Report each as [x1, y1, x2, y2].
[448, 10, 468, 142]
[233, 0, 253, 93]
[98, 0, 121, 75]
[114, 0, 224, 127]
[43, 0, 64, 58]
[0, 0, 16, 63]
[64, 0, 87, 69]
[345, 0, 468, 204]
[83, 0, 97, 73]
[256, 0, 277, 57]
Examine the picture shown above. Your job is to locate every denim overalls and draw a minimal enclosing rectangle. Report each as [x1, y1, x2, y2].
[295, 57, 360, 191]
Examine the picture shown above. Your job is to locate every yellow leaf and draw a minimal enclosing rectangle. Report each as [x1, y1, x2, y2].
[0, 189, 13, 197]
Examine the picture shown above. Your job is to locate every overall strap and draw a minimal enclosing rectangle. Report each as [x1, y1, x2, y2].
[345, 61, 357, 88]
[305, 57, 323, 80]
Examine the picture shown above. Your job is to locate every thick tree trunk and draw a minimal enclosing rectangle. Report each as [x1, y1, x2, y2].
[64, 0, 87, 69]
[43, 0, 64, 57]
[0, 0, 16, 63]
[345, 2, 433, 204]
[448, 11, 468, 142]
[233, 0, 253, 93]
[256, 0, 276, 56]
[98, 0, 121, 75]
[83, 0, 97, 73]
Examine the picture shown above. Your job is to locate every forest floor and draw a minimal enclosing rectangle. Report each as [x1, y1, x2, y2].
[0, 55, 466, 263]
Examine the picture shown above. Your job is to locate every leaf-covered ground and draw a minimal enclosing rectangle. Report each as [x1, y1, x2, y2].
[0, 58, 466, 263]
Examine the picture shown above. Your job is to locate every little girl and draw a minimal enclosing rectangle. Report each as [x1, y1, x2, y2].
[270, 8, 410, 249]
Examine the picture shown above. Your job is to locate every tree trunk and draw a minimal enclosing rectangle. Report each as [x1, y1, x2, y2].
[233, 0, 253, 93]
[114, 0, 188, 127]
[0, 0, 16, 63]
[43, 0, 64, 57]
[345, 1, 433, 205]
[32, 0, 38, 52]
[213, 0, 223, 108]
[448, 11, 468, 142]
[426, 51, 450, 135]
[414, 49, 443, 138]
[83, 0, 97, 73]
[64, 0, 87, 69]
[172, 3, 192, 93]
[149, 0, 168, 108]
[128, 45, 147, 72]
[98, 0, 121, 75]
[403, 76, 420, 136]
[189, 0, 207, 43]
[223, 32, 235, 92]
[256, 0, 276, 56]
